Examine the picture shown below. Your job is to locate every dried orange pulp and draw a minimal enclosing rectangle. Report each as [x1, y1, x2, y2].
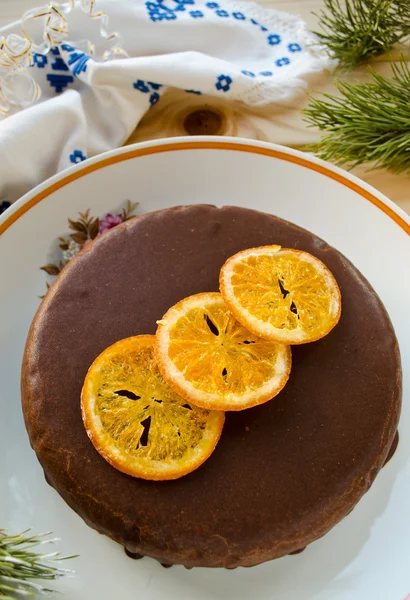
[155, 292, 291, 411]
[220, 246, 341, 345]
[81, 335, 224, 480]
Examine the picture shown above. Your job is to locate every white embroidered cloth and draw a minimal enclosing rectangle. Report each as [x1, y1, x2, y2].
[0, 0, 333, 208]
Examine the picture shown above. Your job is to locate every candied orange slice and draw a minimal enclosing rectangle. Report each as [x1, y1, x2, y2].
[220, 245, 341, 344]
[81, 335, 224, 480]
[155, 293, 291, 411]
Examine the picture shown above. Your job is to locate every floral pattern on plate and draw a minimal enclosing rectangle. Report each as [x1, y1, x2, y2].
[40, 200, 138, 296]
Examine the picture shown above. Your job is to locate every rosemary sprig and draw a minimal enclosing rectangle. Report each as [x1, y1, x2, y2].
[303, 59, 410, 173]
[0, 530, 76, 598]
[314, 0, 410, 69]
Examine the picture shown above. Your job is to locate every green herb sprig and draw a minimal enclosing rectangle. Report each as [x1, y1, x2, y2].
[0, 530, 76, 598]
[303, 60, 410, 173]
[314, 0, 410, 70]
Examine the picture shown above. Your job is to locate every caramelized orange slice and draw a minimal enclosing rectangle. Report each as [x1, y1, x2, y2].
[156, 293, 291, 411]
[220, 246, 341, 344]
[81, 335, 224, 480]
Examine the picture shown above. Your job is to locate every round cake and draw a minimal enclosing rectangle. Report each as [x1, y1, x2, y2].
[21, 205, 402, 568]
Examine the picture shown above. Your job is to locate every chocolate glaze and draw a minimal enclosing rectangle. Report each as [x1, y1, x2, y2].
[21, 205, 402, 568]
[124, 549, 144, 560]
[289, 548, 306, 556]
[383, 431, 399, 467]
[122, 425, 399, 565]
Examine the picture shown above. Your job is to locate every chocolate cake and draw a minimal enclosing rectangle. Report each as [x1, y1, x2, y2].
[21, 205, 402, 568]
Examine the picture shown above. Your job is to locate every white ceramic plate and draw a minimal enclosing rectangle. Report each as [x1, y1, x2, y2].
[1, 137, 409, 600]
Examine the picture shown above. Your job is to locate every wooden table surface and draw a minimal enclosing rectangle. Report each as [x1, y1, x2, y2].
[2, 0, 410, 216]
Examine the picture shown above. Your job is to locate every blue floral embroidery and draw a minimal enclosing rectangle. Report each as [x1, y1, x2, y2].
[32, 53, 47, 68]
[215, 74, 232, 92]
[61, 44, 75, 52]
[288, 43, 302, 52]
[148, 82, 163, 90]
[250, 18, 259, 25]
[275, 57, 290, 67]
[260, 25, 268, 31]
[50, 47, 61, 56]
[267, 34, 281, 45]
[133, 80, 150, 93]
[215, 9, 229, 16]
[232, 11, 245, 19]
[185, 89, 202, 94]
[190, 10, 204, 17]
[47, 74, 74, 93]
[67, 52, 91, 76]
[241, 70, 255, 77]
[146, 2, 177, 21]
[260, 71, 273, 76]
[149, 92, 160, 106]
[69, 150, 86, 164]
[206, 2, 219, 7]
[173, 0, 194, 11]
[51, 57, 69, 71]
[0, 201, 11, 216]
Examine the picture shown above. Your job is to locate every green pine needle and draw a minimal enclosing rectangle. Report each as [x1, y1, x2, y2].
[303, 59, 410, 173]
[314, 0, 410, 69]
[0, 530, 77, 598]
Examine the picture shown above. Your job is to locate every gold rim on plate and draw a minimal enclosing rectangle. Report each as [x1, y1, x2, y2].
[1, 140, 409, 236]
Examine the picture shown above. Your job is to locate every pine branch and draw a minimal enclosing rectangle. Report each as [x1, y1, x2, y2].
[0, 530, 76, 598]
[303, 59, 410, 173]
[314, 0, 410, 69]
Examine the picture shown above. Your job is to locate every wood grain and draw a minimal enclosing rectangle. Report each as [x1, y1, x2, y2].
[2, 0, 410, 215]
